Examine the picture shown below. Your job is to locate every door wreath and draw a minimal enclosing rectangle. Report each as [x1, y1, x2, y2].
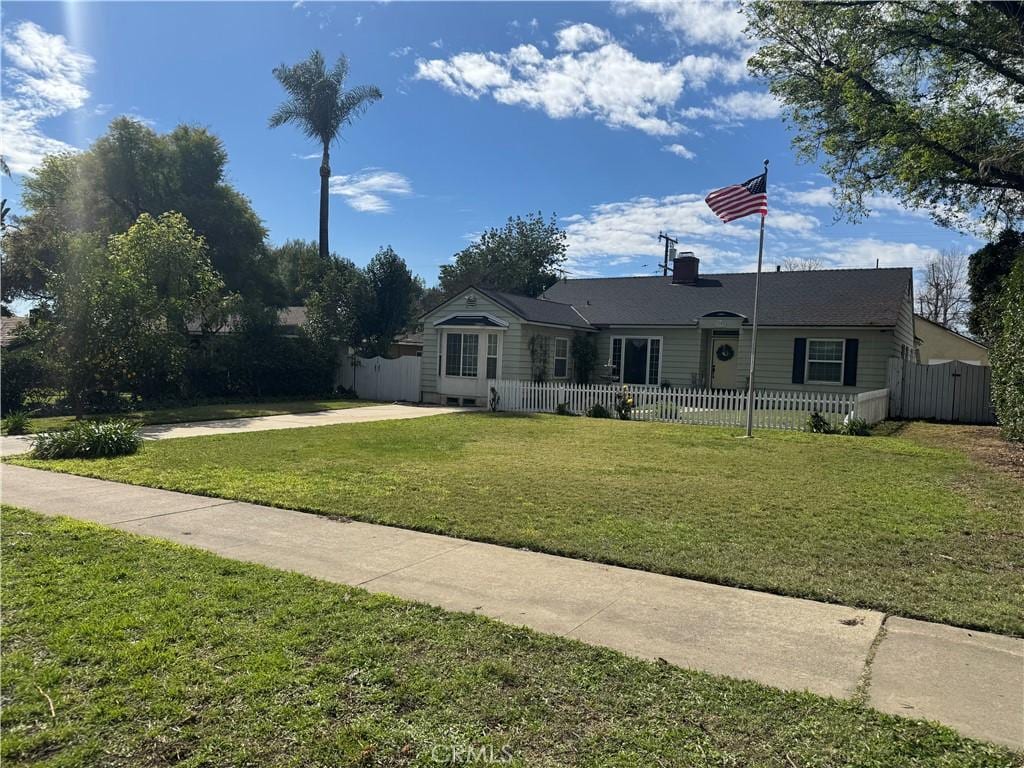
[716, 344, 735, 362]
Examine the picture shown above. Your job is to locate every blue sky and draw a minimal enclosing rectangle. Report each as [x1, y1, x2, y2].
[2, 1, 980, 289]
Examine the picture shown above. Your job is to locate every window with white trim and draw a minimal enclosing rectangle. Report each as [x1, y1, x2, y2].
[553, 337, 569, 378]
[444, 332, 479, 377]
[806, 339, 844, 384]
[610, 336, 662, 385]
[486, 333, 499, 379]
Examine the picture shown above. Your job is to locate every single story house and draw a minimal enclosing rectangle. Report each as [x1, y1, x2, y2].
[914, 314, 990, 366]
[419, 255, 916, 406]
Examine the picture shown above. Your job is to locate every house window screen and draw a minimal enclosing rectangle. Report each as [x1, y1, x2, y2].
[486, 333, 498, 379]
[462, 334, 479, 377]
[648, 339, 661, 385]
[445, 333, 462, 377]
[807, 339, 843, 383]
[611, 338, 623, 381]
[554, 338, 569, 378]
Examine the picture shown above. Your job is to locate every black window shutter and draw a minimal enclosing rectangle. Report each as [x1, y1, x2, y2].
[843, 339, 859, 386]
[792, 338, 806, 384]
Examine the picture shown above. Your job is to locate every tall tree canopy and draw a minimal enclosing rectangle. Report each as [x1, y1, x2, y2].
[968, 228, 1024, 342]
[270, 51, 381, 262]
[1, 117, 282, 306]
[352, 246, 421, 357]
[438, 212, 568, 298]
[746, 1, 1024, 230]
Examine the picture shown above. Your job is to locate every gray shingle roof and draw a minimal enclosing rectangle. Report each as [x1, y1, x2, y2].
[541, 268, 912, 327]
[475, 286, 592, 329]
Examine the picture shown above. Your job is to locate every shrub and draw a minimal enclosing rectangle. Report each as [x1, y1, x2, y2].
[991, 256, 1024, 441]
[614, 386, 634, 420]
[1, 411, 31, 435]
[807, 411, 835, 434]
[586, 402, 611, 419]
[840, 415, 871, 436]
[555, 402, 574, 416]
[0, 346, 60, 413]
[31, 420, 142, 459]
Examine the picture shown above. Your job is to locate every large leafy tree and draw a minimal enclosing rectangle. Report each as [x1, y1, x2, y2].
[745, 2, 1024, 230]
[968, 229, 1024, 343]
[351, 246, 421, 356]
[269, 51, 381, 262]
[1, 118, 282, 306]
[48, 213, 226, 413]
[438, 212, 568, 298]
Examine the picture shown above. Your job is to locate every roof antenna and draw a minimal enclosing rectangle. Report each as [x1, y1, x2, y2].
[876, 258, 879, 269]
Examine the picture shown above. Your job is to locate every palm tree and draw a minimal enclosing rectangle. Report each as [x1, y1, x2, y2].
[270, 52, 381, 261]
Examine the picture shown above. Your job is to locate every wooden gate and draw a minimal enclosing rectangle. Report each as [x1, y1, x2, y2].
[339, 355, 421, 402]
[887, 359, 995, 424]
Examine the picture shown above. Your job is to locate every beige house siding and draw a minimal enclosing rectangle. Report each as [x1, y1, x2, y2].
[420, 289, 524, 403]
[733, 327, 897, 393]
[915, 317, 990, 366]
[591, 327, 703, 386]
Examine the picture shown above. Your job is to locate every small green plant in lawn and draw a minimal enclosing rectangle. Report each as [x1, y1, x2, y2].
[31, 420, 142, 459]
[614, 386, 634, 420]
[840, 416, 871, 436]
[807, 411, 835, 434]
[1, 410, 31, 435]
[586, 402, 611, 419]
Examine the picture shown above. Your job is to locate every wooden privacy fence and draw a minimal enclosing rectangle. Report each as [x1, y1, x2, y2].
[490, 379, 889, 431]
[339, 355, 421, 402]
[887, 358, 995, 424]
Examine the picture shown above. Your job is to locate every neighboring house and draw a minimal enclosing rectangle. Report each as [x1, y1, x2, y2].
[914, 314, 990, 366]
[390, 332, 424, 358]
[0, 315, 29, 348]
[186, 306, 307, 337]
[419, 255, 916, 406]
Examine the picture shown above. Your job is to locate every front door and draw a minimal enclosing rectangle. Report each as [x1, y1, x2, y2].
[623, 338, 648, 384]
[711, 336, 738, 389]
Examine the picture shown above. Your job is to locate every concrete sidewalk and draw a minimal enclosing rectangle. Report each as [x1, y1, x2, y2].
[0, 403, 465, 455]
[2, 464, 1021, 749]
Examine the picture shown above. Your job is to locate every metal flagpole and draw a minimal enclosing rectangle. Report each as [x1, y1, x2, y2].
[744, 159, 768, 438]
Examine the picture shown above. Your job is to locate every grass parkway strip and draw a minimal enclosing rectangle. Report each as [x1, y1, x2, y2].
[10, 413, 1023, 637]
[3, 507, 1020, 768]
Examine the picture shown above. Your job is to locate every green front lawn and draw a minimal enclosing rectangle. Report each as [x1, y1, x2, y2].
[3, 507, 1017, 767]
[11, 414, 1023, 635]
[13, 397, 375, 434]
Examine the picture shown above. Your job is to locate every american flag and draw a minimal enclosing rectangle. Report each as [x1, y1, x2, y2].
[705, 172, 768, 223]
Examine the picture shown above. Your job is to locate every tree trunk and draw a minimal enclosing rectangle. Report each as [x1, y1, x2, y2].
[319, 144, 331, 262]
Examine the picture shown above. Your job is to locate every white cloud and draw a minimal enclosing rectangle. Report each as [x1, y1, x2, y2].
[328, 168, 412, 213]
[418, 34, 689, 136]
[390, 46, 413, 58]
[617, 0, 749, 49]
[555, 22, 610, 52]
[414, 24, 758, 136]
[681, 90, 781, 123]
[558, 191, 941, 277]
[430, 38, 444, 49]
[1, 21, 94, 174]
[662, 143, 695, 159]
[562, 192, 819, 274]
[354, 14, 363, 26]
[293, 152, 321, 161]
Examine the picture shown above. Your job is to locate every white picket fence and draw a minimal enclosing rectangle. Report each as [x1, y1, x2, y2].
[490, 379, 889, 431]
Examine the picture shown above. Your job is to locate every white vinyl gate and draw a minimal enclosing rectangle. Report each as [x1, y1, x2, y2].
[887, 358, 995, 424]
[339, 355, 421, 402]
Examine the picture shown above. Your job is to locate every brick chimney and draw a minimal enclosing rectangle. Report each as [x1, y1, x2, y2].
[671, 252, 699, 285]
